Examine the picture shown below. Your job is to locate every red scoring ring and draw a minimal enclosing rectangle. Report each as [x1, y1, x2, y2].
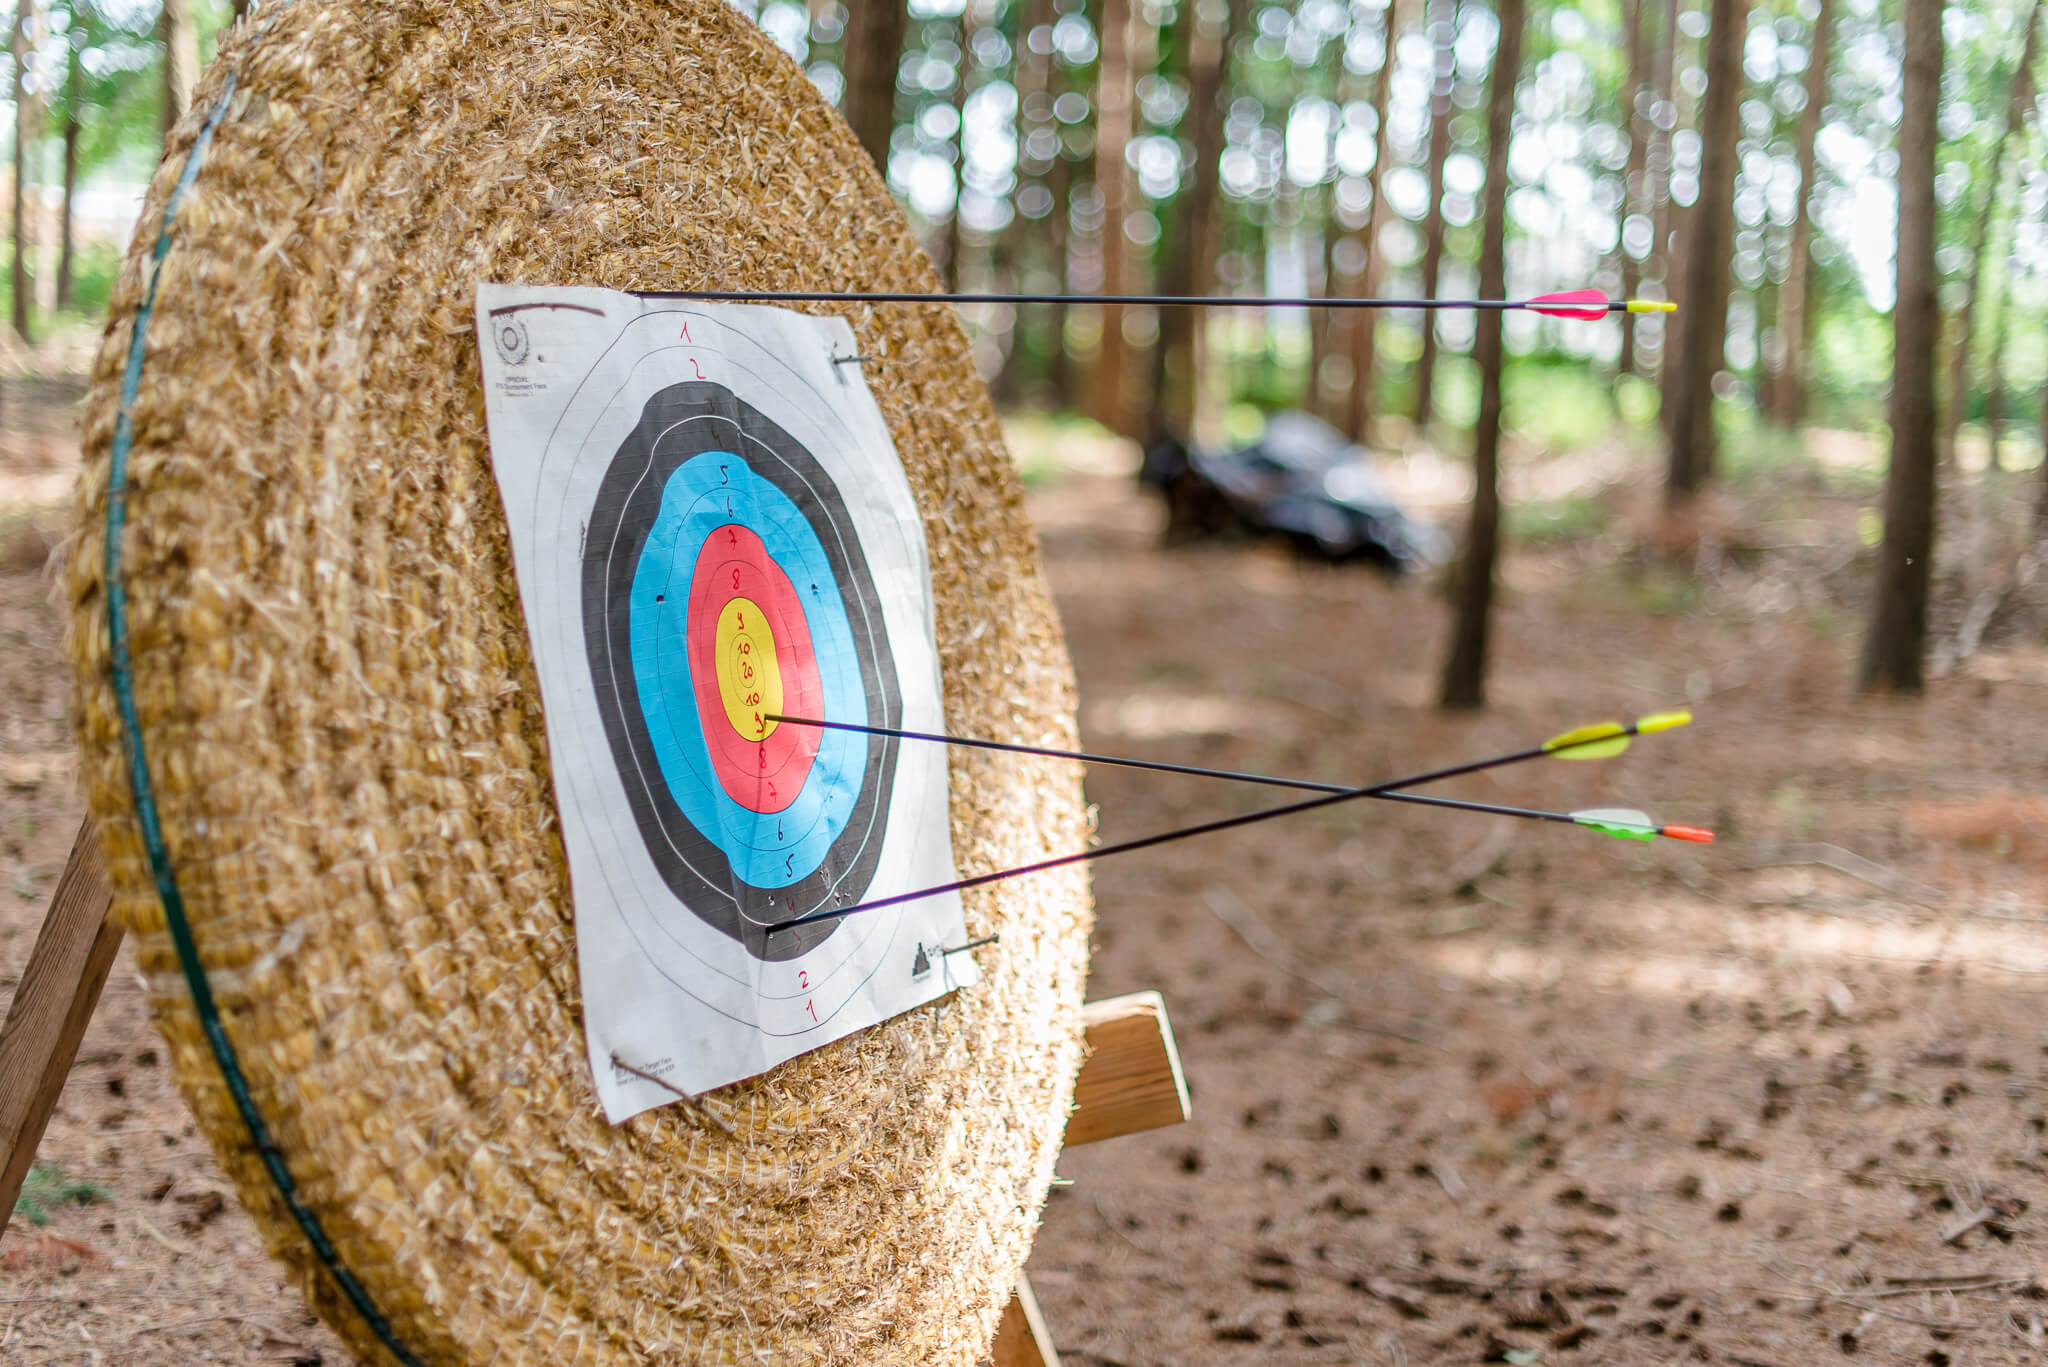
[686, 524, 821, 813]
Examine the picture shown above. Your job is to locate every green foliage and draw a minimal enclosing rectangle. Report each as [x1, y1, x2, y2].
[1503, 356, 1621, 451]
[1432, 356, 1480, 430]
[1508, 493, 1608, 545]
[62, 240, 123, 320]
[13, 1163, 108, 1227]
[0, 238, 122, 331]
[1714, 406, 1818, 486]
[1613, 374, 1661, 431]
[1810, 304, 1893, 423]
[9, 0, 2041, 515]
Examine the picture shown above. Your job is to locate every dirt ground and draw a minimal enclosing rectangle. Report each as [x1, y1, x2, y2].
[5, 375, 2048, 1365]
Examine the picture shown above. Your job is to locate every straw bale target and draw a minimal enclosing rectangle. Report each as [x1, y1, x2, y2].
[63, 2, 1092, 1363]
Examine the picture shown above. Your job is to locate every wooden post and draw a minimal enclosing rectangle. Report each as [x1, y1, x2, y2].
[0, 820, 121, 1238]
[989, 990, 1191, 1366]
[991, 1271, 1062, 1367]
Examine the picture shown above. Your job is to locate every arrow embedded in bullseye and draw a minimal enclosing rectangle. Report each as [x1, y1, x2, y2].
[760, 709, 1713, 936]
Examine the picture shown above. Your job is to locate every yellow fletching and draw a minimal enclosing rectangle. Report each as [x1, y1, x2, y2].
[1634, 708, 1693, 734]
[1543, 722, 1629, 759]
[1626, 299, 1677, 313]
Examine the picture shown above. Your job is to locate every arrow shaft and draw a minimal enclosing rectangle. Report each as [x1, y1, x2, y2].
[635, 289, 1625, 312]
[769, 714, 1353, 793]
[760, 719, 1653, 938]
[766, 782, 1377, 937]
[769, 713, 1631, 794]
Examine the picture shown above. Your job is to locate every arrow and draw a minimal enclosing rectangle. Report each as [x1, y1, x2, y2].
[638, 287, 1679, 319]
[765, 708, 1693, 795]
[1381, 794, 1712, 843]
[760, 711, 1710, 938]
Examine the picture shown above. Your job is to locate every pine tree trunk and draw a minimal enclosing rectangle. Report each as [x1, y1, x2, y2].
[995, 0, 1056, 402]
[1090, 0, 1136, 435]
[943, 7, 974, 291]
[841, 0, 909, 173]
[1767, 0, 1831, 425]
[1857, 0, 1942, 695]
[56, 119, 76, 312]
[1664, 0, 1746, 502]
[1147, 0, 1241, 445]
[2037, 380, 2048, 541]
[56, 7, 78, 311]
[1308, 200, 1337, 417]
[1983, 269, 2008, 469]
[1617, 0, 1648, 377]
[1439, 0, 1524, 711]
[1411, 0, 1456, 430]
[1347, 0, 1403, 442]
[162, 0, 197, 135]
[1048, 147, 1074, 403]
[1652, 0, 1684, 401]
[11, 0, 37, 343]
[1938, 0, 2040, 466]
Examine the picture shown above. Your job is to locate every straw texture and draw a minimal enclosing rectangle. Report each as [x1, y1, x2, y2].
[63, 3, 1092, 1363]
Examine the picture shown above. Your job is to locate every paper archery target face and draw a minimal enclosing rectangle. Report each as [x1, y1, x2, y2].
[581, 380, 902, 957]
[477, 289, 972, 1111]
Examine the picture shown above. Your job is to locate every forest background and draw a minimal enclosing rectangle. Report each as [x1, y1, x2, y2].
[5, 0, 2044, 697]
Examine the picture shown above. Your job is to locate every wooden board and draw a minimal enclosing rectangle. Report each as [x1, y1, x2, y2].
[1064, 990, 1190, 1148]
[0, 820, 121, 1238]
[990, 1271, 1062, 1367]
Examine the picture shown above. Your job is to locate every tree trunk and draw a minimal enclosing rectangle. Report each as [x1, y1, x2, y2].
[995, 0, 1056, 402]
[1146, 0, 1242, 445]
[943, 7, 975, 290]
[1090, 0, 1136, 435]
[161, 0, 197, 135]
[2037, 378, 2048, 542]
[1766, 0, 1832, 425]
[1983, 268, 2008, 469]
[1617, 0, 1649, 376]
[1857, 0, 1942, 696]
[841, 0, 909, 174]
[1439, 0, 1524, 712]
[1938, 0, 2040, 466]
[1308, 197, 1337, 418]
[56, 4, 79, 311]
[1047, 143, 1075, 403]
[1652, 0, 1686, 402]
[1411, 0, 1457, 430]
[11, 0, 37, 343]
[1664, 0, 1746, 503]
[1346, 0, 1404, 442]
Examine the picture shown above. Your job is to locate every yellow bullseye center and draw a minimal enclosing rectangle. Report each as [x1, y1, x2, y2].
[715, 597, 782, 740]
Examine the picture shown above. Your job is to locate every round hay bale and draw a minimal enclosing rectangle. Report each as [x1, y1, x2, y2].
[62, 3, 1091, 1363]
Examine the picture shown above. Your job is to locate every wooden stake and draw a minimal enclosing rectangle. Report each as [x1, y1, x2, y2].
[991, 1272, 1063, 1367]
[0, 820, 121, 1239]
